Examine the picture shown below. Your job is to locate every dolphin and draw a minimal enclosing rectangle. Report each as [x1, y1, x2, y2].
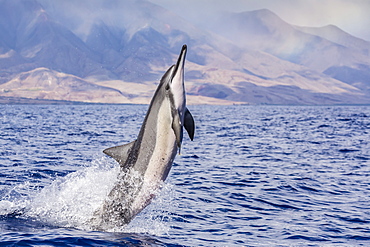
[91, 45, 194, 230]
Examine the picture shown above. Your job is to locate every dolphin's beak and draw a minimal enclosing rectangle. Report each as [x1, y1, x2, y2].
[171, 45, 187, 85]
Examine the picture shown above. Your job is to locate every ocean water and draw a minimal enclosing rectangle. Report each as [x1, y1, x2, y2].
[0, 104, 369, 246]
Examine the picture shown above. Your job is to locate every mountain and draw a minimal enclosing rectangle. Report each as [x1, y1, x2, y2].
[297, 25, 370, 93]
[297, 25, 370, 56]
[0, 0, 109, 78]
[208, 9, 370, 70]
[0, 67, 128, 103]
[207, 9, 370, 95]
[0, 0, 369, 105]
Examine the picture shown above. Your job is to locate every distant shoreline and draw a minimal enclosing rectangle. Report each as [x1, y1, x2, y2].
[1, 96, 370, 107]
[0, 96, 125, 105]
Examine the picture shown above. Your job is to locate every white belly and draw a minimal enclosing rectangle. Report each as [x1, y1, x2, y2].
[130, 98, 177, 214]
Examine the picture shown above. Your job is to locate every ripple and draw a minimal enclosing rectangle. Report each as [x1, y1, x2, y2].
[1, 105, 370, 246]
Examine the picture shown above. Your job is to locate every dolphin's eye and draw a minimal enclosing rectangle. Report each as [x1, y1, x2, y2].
[165, 83, 170, 90]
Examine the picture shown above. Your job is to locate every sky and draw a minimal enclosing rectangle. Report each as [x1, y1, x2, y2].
[150, 0, 370, 41]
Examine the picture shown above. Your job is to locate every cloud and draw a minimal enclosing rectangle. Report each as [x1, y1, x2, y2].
[38, 0, 151, 38]
[38, 0, 370, 41]
[150, 0, 370, 41]
[269, 0, 370, 40]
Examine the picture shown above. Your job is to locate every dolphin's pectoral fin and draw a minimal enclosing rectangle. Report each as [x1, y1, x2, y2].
[172, 112, 183, 152]
[103, 140, 135, 166]
[184, 108, 195, 141]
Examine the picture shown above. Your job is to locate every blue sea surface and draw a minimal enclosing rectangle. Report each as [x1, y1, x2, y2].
[0, 105, 369, 246]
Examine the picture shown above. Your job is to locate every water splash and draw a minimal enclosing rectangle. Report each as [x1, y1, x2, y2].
[0, 180, 36, 217]
[25, 158, 117, 229]
[0, 157, 176, 235]
[126, 182, 177, 236]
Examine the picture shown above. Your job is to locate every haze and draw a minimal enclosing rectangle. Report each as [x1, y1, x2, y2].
[150, 0, 370, 42]
[1, 0, 369, 105]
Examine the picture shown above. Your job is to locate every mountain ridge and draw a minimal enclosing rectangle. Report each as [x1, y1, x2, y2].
[0, 0, 369, 105]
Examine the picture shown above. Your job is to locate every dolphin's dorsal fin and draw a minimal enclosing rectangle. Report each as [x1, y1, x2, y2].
[103, 140, 135, 166]
[184, 108, 195, 141]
